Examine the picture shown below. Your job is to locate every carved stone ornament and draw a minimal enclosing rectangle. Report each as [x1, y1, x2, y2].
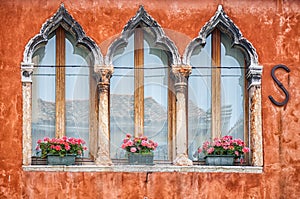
[171, 65, 192, 93]
[21, 3, 103, 82]
[97, 66, 114, 93]
[105, 5, 180, 67]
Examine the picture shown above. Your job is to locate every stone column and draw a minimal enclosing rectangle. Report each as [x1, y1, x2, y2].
[95, 66, 113, 165]
[172, 65, 193, 166]
[249, 86, 263, 166]
[247, 64, 263, 166]
[21, 63, 34, 165]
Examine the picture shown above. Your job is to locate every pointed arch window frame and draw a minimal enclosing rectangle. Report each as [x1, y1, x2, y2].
[21, 5, 103, 165]
[183, 5, 263, 166]
[106, 6, 182, 162]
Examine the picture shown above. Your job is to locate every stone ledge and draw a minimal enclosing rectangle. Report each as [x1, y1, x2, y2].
[23, 165, 263, 173]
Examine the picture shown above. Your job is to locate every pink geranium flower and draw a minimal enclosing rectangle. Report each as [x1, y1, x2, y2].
[121, 134, 158, 154]
[36, 136, 88, 158]
[197, 135, 250, 160]
[130, 147, 137, 153]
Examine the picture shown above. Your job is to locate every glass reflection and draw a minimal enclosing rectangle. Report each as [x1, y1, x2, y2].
[110, 35, 135, 159]
[65, 35, 90, 157]
[188, 35, 212, 160]
[110, 31, 169, 160]
[144, 36, 168, 160]
[32, 35, 56, 155]
[220, 33, 244, 140]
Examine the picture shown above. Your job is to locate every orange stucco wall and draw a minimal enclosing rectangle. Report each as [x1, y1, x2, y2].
[0, 0, 299, 198]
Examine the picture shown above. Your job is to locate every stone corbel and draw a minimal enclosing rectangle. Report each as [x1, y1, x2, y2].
[172, 65, 193, 166]
[21, 63, 34, 83]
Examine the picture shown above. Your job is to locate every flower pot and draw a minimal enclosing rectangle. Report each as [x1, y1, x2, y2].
[127, 153, 154, 165]
[47, 155, 76, 165]
[205, 155, 235, 166]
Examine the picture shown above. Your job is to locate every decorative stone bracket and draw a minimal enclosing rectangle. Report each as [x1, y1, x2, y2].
[21, 63, 34, 83]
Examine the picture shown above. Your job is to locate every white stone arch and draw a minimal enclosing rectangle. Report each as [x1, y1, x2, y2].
[105, 5, 181, 67]
[21, 4, 103, 82]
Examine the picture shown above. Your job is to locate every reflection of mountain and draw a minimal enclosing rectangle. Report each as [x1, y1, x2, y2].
[110, 94, 167, 134]
[32, 98, 90, 157]
[32, 98, 89, 127]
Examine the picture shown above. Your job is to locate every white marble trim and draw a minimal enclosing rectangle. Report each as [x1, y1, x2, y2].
[23, 165, 263, 173]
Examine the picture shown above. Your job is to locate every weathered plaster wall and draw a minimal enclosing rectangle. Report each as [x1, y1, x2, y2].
[0, 0, 299, 198]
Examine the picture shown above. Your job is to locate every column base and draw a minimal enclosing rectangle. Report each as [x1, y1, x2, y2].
[95, 155, 113, 166]
[173, 153, 193, 166]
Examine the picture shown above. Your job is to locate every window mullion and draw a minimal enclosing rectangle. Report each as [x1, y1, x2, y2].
[134, 28, 144, 137]
[55, 26, 66, 138]
[211, 29, 221, 139]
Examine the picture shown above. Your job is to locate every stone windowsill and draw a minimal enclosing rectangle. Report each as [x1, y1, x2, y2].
[23, 165, 263, 173]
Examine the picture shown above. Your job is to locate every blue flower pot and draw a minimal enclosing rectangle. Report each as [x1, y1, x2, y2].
[205, 155, 235, 166]
[47, 155, 76, 165]
[127, 153, 154, 165]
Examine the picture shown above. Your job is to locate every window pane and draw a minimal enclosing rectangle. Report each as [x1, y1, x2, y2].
[110, 35, 135, 159]
[143, 38, 168, 160]
[32, 35, 56, 155]
[188, 35, 212, 160]
[220, 34, 245, 140]
[65, 36, 90, 157]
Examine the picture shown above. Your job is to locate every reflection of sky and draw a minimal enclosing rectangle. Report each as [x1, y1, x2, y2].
[33, 36, 56, 102]
[189, 35, 212, 113]
[33, 36, 90, 101]
[65, 38, 89, 100]
[111, 35, 168, 109]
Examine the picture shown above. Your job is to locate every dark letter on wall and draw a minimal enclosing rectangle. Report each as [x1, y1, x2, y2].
[268, 64, 290, 106]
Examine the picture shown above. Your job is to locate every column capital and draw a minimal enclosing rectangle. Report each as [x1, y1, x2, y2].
[95, 65, 114, 80]
[172, 65, 192, 93]
[246, 64, 263, 89]
[96, 65, 114, 93]
[171, 65, 192, 80]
